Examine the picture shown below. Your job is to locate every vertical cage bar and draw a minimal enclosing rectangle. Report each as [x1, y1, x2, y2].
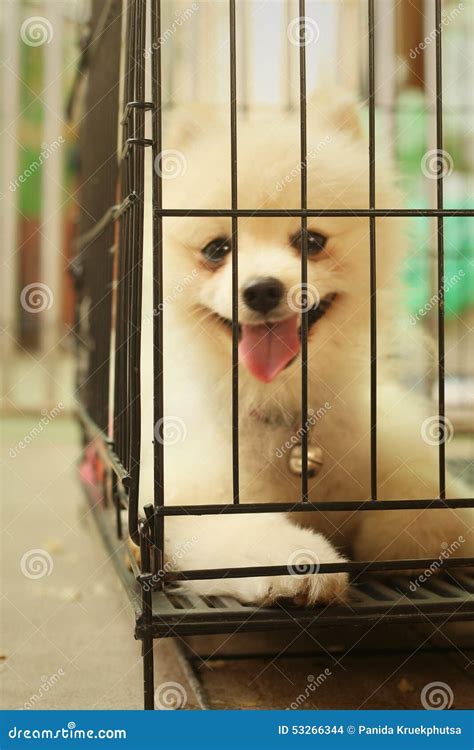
[117, 212, 126, 462]
[435, 0, 446, 499]
[115, 0, 134, 466]
[128, 0, 146, 512]
[230, 0, 240, 504]
[151, 0, 165, 568]
[123, 2, 135, 470]
[368, 0, 377, 501]
[125, 1, 136, 469]
[139, 521, 155, 709]
[298, 0, 309, 502]
[126, 1, 138, 470]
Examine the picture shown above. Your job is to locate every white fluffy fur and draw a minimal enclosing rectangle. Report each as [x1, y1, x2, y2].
[138, 93, 472, 606]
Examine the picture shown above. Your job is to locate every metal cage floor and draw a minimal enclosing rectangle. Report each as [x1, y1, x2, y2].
[84, 474, 474, 642]
[138, 573, 474, 639]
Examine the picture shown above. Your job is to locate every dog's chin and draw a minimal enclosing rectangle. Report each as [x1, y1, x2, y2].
[207, 292, 338, 377]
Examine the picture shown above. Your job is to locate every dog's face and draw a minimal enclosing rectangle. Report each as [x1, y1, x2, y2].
[163, 94, 402, 385]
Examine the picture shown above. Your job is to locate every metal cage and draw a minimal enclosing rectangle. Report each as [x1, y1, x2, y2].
[72, 0, 474, 710]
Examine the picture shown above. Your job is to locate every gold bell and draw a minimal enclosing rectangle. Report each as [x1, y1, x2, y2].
[288, 443, 324, 478]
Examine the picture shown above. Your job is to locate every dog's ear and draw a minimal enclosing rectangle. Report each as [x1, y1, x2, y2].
[164, 104, 221, 148]
[308, 86, 365, 140]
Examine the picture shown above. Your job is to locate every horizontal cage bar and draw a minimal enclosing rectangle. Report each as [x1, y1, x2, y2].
[149, 499, 474, 515]
[154, 208, 474, 218]
[156, 556, 474, 582]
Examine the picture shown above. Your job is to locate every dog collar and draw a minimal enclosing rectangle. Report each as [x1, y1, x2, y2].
[249, 409, 324, 478]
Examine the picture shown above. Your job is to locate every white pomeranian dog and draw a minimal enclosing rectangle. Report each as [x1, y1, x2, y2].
[138, 90, 472, 606]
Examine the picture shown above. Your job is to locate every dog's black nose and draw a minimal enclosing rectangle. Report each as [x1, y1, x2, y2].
[243, 277, 284, 314]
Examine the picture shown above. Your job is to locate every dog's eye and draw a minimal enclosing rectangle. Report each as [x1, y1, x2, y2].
[291, 230, 327, 256]
[202, 237, 232, 264]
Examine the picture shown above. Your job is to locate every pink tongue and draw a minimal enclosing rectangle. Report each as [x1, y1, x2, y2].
[239, 316, 300, 383]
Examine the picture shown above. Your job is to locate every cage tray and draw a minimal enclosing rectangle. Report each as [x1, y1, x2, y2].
[87, 488, 474, 638]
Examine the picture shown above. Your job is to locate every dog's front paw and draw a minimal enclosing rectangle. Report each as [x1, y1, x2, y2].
[254, 544, 349, 607]
[180, 526, 349, 607]
[180, 567, 348, 608]
[258, 527, 349, 607]
[260, 566, 348, 607]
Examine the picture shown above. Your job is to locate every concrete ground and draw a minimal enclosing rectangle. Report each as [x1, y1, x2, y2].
[0, 416, 201, 710]
[1, 415, 473, 710]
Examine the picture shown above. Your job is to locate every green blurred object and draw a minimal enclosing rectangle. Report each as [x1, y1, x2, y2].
[18, 40, 44, 219]
[395, 89, 427, 174]
[17, 26, 76, 219]
[393, 89, 473, 319]
[18, 147, 43, 216]
[402, 198, 473, 319]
